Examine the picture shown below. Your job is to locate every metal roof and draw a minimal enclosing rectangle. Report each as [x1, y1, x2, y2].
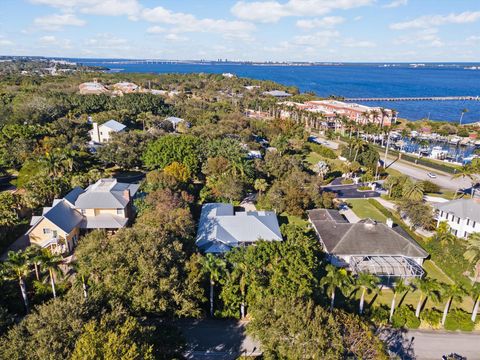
[100, 120, 126, 132]
[80, 214, 128, 229]
[196, 203, 283, 253]
[75, 179, 139, 209]
[42, 200, 84, 234]
[308, 209, 428, 258]
[165, 116, 185, 125]
[434, 199, 480, 223]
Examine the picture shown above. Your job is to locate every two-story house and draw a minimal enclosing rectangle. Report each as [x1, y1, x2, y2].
[27, 179, 139, 254]
[89, 120, 126, 144]
[434, 199, 480, 238]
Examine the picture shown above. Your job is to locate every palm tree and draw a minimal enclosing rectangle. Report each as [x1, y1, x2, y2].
[389, 279, 410, 322]
[24, 245, 43, 281]
[320, 264, 352, 311]
[452, 164, 476, 199]
[440, 283, 466, 326]
[412, 277, 440, 318]
[200, 253, 226, 317]
[463, 232, 480, 284]
[459, 108, 468, 125]
[470, 283, 480, 323]
[351, 139, 366, 163]
[432, 221, 456, 247]
[1, 251, 31, 312]
[38, 249, 63, 298]
[402, 180, 424, 201]
[254, 178, 268, 196]
[355, 272, 380, 314]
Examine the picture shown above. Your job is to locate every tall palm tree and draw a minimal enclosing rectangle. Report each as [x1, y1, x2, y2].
[254, 178, 268, 196]
[24, 245, 43, 281]
[412, 277, 440, 318]
[470, 283, 480, 323]
[440, 283, 466, 326]
[459, 108, 468, 125]
[389, 279, 410, 322]
[1, 251, 31, 312]
[452, 164, 476, 199]
[355, 272, 380, 314]
[463, 232, 480, 284]
[38, 249, 63, 298]
[432, 221, 456, 247]
[351, 139, 366, 163]
[320, 264, 352, 311]
[200, 253, 226, 317]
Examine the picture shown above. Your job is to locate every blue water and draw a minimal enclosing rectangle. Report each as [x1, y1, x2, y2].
[75, 60, 480, 123]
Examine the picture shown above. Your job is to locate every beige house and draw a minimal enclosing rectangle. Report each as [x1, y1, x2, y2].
[89, 120, 126, 144]
[79, 81, 108, 95]
[27, 179, 139, 254]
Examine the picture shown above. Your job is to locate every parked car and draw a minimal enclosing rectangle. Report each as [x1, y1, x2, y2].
[427, 172, 437, 178]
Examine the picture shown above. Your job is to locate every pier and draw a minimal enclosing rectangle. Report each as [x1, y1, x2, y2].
[344, 96, 479, 102]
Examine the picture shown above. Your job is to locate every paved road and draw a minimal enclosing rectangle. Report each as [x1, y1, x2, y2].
[380, 327, 480, 360]
[323, 184, 381, 199]
[176, 319, 261, 360]
[386, 158, 471, 191]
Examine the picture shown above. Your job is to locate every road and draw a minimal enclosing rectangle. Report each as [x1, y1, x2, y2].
[322, 184, 381, 199]
[386, 159, 471, 191]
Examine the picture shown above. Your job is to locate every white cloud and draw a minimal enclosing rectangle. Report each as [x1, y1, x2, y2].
[146, 26, 166, 34]
[39, 35, 72, 49]
[39, 35, 57, 44]
[231, 0, 373, 23]
[342, 38, 376, 47]
[30, 0, 141, 17]
[33, 13, 86, 31]
[165, 33, 188, 42]
[391, 11, 480, 30]
[296, 16, 345, 29]
[394, 28, 444, 47]
[383, 0, 407, 8]
[465, 35, 480, 45]
[0, 36, 13, 46]
[142, 6, 255, 38]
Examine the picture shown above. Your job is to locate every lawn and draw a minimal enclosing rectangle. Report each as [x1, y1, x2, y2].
[278, 212, 309, 227]
[347, 199, 387, 222]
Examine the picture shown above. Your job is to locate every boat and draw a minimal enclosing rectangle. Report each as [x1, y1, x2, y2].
[430, 146, 448, 160]
[449, 137, 460, 145]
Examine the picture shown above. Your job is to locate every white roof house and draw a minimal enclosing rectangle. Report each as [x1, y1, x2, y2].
[165, 116, 186, 130]
[262, 90, 292, 98]
[196, 203, 283, 253]
[434, 199, 480, 238]
[89, 120, 126, 144]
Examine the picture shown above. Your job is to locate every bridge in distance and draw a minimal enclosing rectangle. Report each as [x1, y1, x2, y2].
[344, 96, 479, 102]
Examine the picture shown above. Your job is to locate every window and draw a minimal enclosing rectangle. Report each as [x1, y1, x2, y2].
[116, 209, 123, 215]
[81, 209, 86, 215]
[467, 219, 470, 226]
[473, 221, 477, 229]
[457, 217, 460, 224]
[43, 228, 51, 234]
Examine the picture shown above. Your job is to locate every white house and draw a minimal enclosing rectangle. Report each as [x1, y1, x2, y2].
[165, 116, 186, 130]
[434, 199, 480, 238]
[89, 120, 126, 144]
[308, 209, 428, 284]
[196, 203, 283, 253]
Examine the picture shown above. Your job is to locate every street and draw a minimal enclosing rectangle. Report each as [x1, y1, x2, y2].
[322, 183, 381, 199]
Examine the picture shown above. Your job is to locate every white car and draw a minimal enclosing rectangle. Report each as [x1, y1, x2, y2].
[427, 172, 437, 179]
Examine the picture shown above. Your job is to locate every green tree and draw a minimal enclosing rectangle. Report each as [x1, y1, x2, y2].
[389, 279, 410, 322]
[37, 249, 63, 298]
[354, 272, 380, 314]
[402, 180, 424, 201]
[0, 192, 20, 227]
[253, 178, 268, 195]
[320, 264, 352, 311]
[411, 277, 440, 318]
[452, 164, 477, 199]
[440, 283, 466, 326]
[432, 221, 456, 247]
[464, 232, 480, 283]
[200, 253, 226, 317]
[1, 251, 30, 312]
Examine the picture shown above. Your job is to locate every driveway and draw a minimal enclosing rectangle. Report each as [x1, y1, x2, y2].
[322, 184, 380, 199]
[379, 327, 480, 360]
[176, 319, 261, 360]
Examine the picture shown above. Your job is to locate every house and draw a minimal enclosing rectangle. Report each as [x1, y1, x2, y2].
[262, 90, 292, 98]
[165, 116, 186, 130]
[89, 120, 126, 144]
[196, 203, 282, 253]
[79, 81, 108, 95]
[433, 199, 480, 238]
[308, 209, 428, 284]
[27, 179, 139, 254]
[112, 82, 139, 93]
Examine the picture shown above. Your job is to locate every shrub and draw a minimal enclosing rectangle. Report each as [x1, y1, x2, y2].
[421, 180, 440, 194]
[391, 306, 420, 329]
[358, 186, 371, 191]
[341, 178, 354, 185]
[420, 308, 442, 327]
[309, 143, 337, 159]
[444, 310, 474, 331]
[367, 305, 390, 325]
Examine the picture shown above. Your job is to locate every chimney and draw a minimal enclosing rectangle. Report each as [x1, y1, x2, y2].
[92, 122, 99, 143]
[386, 218, 393, 228]
[123, 189, 130, 202]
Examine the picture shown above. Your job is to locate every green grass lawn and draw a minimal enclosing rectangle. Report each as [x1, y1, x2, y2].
[347, 199, 387, 222]
[278, 212, 309, 227]
[305, 152, 323, 166]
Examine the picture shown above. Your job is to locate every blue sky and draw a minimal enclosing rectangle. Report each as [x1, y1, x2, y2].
[0, 0, 479, 61]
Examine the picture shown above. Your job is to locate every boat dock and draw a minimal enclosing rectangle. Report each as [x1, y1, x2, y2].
[345, 96, 479, 102]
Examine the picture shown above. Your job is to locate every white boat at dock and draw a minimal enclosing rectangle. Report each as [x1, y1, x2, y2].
[430, 146, 448, 160]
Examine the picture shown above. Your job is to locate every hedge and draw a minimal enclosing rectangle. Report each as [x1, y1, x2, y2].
[444, 309, 475, 331]
[392, 306, 420, 329]
[309, 143, 337, 159]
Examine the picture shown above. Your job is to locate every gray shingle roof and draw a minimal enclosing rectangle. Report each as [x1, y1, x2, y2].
[308, 209, 428, 258]
[42, 200, 84, 233]
[75, 179, 139, 209]
[101, 120, 126, 132]
[433, 199, 480, 223]
[80, 214, 128, 229]
[196, 203, 283, 253]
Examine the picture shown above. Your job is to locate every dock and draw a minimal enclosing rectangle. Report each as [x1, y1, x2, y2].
[344, 96, 479, 102]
